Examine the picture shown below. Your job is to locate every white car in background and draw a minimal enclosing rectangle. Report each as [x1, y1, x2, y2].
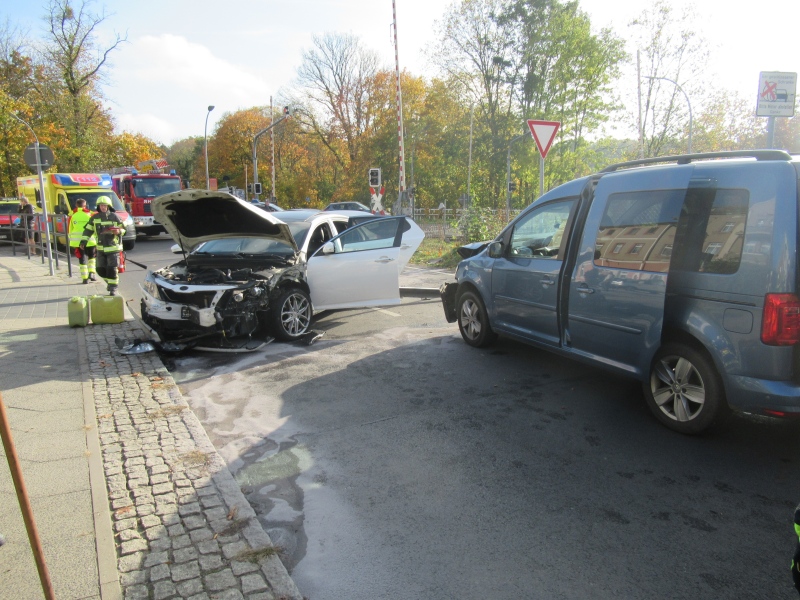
[140, 190, 424, 350]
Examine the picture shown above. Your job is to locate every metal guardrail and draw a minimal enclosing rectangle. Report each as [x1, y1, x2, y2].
[0, 212, 76, 277]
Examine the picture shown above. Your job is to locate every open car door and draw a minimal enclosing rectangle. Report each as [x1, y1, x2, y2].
[307, 216, 424, 311]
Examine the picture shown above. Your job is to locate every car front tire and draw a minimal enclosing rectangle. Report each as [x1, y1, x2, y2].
[457, 290, 496, 348]
[123, 239, 135, 251]
[643, 343, 727, 435]
[271, 288, 312, 341]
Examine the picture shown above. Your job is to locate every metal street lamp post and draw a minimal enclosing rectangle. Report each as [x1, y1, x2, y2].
[204, 105, 215, 189]
[505, 133, 526, 214]
[8, 113, 54, 276]
[645, 75, 693, 154]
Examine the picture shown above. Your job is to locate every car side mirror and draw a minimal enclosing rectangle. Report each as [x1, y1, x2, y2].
[170, 244, 183, 254]
[488, 241, 503, 258]
[321, 241, 335, 255]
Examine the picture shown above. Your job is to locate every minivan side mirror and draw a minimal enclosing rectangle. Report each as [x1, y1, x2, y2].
[488, 241, 503, 258]
[321, 241, 335, 255]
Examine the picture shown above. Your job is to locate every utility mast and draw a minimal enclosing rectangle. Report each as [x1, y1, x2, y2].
[391, 0, 408, 214]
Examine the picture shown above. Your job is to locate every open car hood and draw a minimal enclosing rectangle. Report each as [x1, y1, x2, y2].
[152, 189, 297, 253]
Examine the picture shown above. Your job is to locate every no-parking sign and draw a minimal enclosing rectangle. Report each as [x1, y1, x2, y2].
[756, 72, 796, 117]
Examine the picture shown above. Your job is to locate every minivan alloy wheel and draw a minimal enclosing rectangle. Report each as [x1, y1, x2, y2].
[650, 356, 705, 422]
[457, 290, 496, 348]
[643, 343, 726, 434]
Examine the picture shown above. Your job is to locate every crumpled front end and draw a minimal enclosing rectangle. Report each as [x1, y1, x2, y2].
[140, 263, 276, 343]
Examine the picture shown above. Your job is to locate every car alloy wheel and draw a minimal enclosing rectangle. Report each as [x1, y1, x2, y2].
[272, 288, 312, 341]
[457, 290, 496, 348]
[644, 343, 726, 434]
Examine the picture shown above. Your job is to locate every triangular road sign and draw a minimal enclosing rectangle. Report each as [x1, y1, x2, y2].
[526, 120, 560, 158]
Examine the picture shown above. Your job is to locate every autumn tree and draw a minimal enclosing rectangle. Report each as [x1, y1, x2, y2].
[293, 33, 380, 171]
[37, 0, 126, 170]
[165, 137, 201, 187]
[629, 0, 707, 157]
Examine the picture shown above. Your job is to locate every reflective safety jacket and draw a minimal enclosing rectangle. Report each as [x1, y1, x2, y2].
[68, 207, 96, 248]
[81, 209, 126, 253]
[792, 503, 800, 592]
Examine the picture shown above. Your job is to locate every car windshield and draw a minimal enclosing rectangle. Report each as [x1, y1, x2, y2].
[287, 222, 311, 248]
[132, 178, 182, 198]
[67, 191, 126, 212]
[0, 203, 17, 214]
[193, 236, 295, 258]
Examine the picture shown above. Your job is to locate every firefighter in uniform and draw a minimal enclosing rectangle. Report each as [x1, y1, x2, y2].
[792, 502, 800, 595]
[79, 196, 126, 296]
[68, 197, 97, 284]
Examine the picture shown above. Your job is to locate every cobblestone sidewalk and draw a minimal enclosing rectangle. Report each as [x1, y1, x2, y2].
[85, 318, 303, 600]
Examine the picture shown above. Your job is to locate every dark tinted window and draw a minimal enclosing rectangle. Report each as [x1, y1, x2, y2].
[670, 187, 749, 274]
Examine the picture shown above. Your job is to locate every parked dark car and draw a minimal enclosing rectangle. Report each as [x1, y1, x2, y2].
[324, 201, 372, 213]
[442, 150, 800, 434]
[253, 202, 284, 212]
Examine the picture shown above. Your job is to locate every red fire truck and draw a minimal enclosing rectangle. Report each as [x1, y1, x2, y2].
[110, 162, 182, 236]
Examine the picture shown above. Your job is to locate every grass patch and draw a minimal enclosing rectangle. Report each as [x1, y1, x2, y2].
[147, 405, 187, 420]
[219, 517, 249, 536]
[235, 546, 280, 563]
[180, 450, 211, 468]
[409, 237, 464, 270]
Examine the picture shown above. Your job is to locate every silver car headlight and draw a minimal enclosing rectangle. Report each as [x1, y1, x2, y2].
[143, 277, 161, 299]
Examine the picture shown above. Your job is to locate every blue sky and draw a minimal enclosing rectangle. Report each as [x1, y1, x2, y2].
[6, 0, 799, 145]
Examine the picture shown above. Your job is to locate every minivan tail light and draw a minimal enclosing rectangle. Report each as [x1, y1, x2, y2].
[761, 293, 800, 345]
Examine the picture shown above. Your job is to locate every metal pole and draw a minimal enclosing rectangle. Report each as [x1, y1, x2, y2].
[539, 156, 544, 198]
[9, 113, 54, 275]
[252, 112, 291, 200]
[467, 104, 475, 206]
[0, 392, 56, 600]
[645, 75, 692, 154]
[637, 50, 644, 158]
[270, 97, 277, 202]
[392, 0, 408, 214]
[766, 116, 776, 149]
[505, 134, 525, 214]
[204, 105, 215, 189]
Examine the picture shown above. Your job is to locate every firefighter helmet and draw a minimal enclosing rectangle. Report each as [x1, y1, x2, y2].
[95, 195, 113, 207]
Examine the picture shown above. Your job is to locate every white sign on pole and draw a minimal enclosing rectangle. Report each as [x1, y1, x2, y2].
[756, 71, 797, 117]
[526, 120, 560, 158]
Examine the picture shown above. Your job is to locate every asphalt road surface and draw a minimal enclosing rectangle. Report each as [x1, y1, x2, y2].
[123, 235, 800, 599]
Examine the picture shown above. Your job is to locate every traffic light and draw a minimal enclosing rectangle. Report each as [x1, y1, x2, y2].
[253, 182, 262, 195]
[283, 106, 290, 116]
[508, 181, 517, 192]
[247, 183, 253, 193]
[368, 168, 381, 187]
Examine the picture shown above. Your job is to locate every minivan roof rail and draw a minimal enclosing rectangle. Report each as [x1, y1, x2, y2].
[601, 150, 793, 173]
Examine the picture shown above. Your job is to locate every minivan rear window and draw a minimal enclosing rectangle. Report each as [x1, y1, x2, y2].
[670, 187, 749, 274]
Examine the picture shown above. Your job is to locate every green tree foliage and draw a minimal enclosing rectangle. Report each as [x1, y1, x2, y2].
[2, 1, 790, 216]
[38, 0, 126, 170]
[629, 0, 707, 157]
[433, 0, 625, 208]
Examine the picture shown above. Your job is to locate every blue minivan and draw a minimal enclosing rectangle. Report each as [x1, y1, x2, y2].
[441, 150, 800, 434]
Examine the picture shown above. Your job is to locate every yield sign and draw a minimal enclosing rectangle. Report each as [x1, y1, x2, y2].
[527, 120, 560, 158]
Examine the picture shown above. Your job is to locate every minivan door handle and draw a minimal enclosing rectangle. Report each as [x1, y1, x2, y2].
[375, 256, 395, 263]
[577, 284, 594, 294]
[541, 276, 555, 287]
